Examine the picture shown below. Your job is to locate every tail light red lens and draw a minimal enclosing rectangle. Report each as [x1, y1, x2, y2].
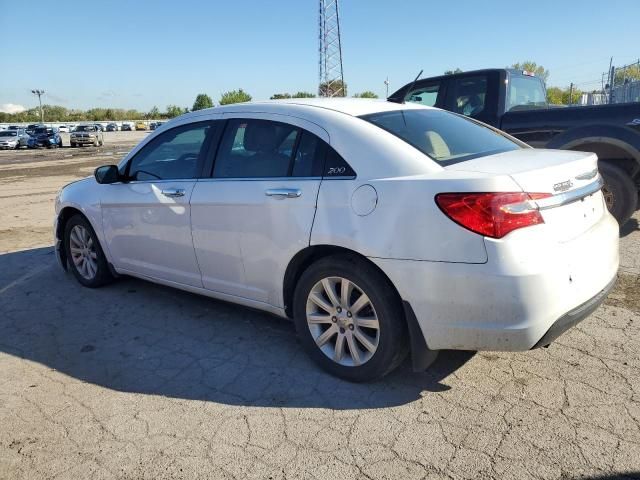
[435, 192, 552, 239]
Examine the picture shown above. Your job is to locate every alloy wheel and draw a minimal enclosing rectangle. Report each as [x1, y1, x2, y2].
[69, 225, 98, 280]
[306, 276, 380, 367]
[602, 184, 615, 211]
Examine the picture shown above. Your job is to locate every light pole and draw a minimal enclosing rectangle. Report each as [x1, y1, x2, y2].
[31, 89, 45, 124]
[384, 77, 390, 98]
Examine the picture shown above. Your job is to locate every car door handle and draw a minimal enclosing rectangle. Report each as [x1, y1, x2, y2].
[265, 188, 302, 199]
[161, 188, 185, 198]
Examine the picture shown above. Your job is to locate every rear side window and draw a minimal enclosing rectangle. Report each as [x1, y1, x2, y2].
[214, 119, 299, 178]
[447, 75, 487, 117]
[405, 82, 441, 107]
[361, 109, 522, 165]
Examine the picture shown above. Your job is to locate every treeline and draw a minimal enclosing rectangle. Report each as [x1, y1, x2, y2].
[0, 104, 190, 123]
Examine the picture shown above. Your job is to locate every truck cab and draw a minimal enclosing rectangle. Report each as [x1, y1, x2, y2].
[391, 69, 640, 226]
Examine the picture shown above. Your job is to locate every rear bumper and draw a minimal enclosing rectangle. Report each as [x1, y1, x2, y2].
[532, 275, 616, 349]
[371, 211, 619, 351]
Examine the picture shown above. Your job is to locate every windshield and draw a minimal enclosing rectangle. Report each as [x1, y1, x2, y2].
[0, 131, 17, 136]
[507, 75, 547, 111]
[360, 109, 522, 165]
[75, 125, 96, 132]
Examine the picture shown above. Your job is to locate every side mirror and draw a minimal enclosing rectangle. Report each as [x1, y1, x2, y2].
[94, 165, 120, 184]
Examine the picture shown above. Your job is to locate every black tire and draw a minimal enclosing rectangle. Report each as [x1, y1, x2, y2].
[599, 161, 637, 227]
[64, 214, 114, 288]
[293, 254, 408, 382]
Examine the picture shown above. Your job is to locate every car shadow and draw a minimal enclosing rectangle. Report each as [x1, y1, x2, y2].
[620, 216, 639, 238]
[0, 247, 474, 410]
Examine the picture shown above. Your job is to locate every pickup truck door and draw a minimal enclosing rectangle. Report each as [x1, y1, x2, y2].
[442, 73, 500, 127]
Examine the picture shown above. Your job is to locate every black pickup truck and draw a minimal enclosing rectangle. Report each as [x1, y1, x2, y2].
[390, 69, 640, 225]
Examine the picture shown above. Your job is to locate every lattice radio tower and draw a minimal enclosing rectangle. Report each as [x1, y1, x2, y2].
[318, 0, 345, 97]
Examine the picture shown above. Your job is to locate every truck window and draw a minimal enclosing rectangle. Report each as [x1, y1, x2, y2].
[405, 82, 440, 107]
[507, 75, 547, 111]
[447, 75, 487, 117]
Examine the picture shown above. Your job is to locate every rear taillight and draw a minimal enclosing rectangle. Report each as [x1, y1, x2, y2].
[435, 192, 552, 239]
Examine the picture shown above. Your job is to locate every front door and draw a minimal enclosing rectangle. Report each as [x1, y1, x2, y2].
[191, 115, 328, 306]
[100, 120, 216, 287]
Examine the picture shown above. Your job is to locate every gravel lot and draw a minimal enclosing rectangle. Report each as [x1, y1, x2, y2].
[0, 132, 639, 480]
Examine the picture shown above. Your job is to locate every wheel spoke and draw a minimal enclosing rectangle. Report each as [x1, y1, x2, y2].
[307, 313, 333, 324]
[322, 278, 340, 307]
[315, 325, 337, 347]
[334, 334, 345, 362]
[309, 292, 333, 313]
[354, 329, 376, 353]
[340, 279, 353, 308]
[87, 237, 93, 248]
[70, 228, 81, 247]
[355, 316, 379, 329]
[89, 251, 97, 260]
[346, 333, 361, 366]
[350, 293, 370, 315]
[70, 246, 82, 254]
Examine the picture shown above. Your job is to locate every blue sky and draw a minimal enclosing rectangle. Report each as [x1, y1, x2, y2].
[1, 0, 638, 112]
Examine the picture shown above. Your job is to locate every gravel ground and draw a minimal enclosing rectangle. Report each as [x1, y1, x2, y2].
[0, 135, 639, 480]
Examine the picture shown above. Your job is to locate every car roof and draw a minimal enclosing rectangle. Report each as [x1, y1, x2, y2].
[184, 98, 428, 119]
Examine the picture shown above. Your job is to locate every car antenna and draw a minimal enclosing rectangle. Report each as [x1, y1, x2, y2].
[401, 69, 423, 104]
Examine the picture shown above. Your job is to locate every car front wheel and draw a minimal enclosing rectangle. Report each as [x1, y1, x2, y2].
[64, 214, 114, 288]
[293, 255, 408, 382]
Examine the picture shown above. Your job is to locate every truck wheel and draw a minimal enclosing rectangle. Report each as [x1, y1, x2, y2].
[599, 161, 637, 227]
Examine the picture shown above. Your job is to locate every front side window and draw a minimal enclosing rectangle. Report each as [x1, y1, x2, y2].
[127, 121, 213, 180]
[361, 109, 522, 165]
[214, 119, 300, 178]
[448, 75, 488, 117]
[405, 82, 440, 107]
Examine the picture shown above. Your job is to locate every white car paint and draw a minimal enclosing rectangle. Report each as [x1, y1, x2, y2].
[54, 99, 619, 354]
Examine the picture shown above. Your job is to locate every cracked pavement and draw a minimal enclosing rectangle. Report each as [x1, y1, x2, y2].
[0, 141, 639, 479]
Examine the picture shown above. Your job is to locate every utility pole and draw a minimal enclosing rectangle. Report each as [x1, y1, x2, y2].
[31, 89, 45, 124]
[384, 77, 390, 98]
[569, 83, 574, 105]
[318, 0, 345, 97]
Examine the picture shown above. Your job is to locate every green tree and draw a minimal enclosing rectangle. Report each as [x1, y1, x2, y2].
[270, 93, 292, 100]
[510, 61, 550, 83]
[444, 68, 463, 75]
[146, 106, 160, 119]
[219, 89, 252, 105]
[192, 93, 214, 111]
[292, 91, 316, 98]
[614, 64, 640, 85]
[319, 79, 347, 97]
[352, 91, 379, 98]
[165, 105, 187, 118]
[546, 85, 583, 105]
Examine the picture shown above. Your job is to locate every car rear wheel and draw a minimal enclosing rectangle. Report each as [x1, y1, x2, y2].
[293, 254, 408, 382]
[599, 161, 637, 227]
[64, 214, 114, 288]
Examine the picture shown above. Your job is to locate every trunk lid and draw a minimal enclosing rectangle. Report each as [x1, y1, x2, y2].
[446, 148, 606, 240]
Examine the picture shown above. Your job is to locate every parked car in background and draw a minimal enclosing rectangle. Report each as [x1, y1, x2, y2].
[27, 126, 62, 148]
[121, 122, 133, 131]
[149, 122, 157, 130]
[391, 68, 640, 225]
[70, 125, 104, 147]
[57, 125, 70, 133]
[106, 123, 119, 132]
[54, 99, 618, 381]
[93, 124, 105, 132]
[0, 128, 30, 149]
[8, 125, 20, 130]
[26, 124, 42, 135]
[135, 121, 147, 131]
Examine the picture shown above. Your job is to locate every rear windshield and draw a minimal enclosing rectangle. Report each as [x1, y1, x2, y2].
[360, 109, 522, 165]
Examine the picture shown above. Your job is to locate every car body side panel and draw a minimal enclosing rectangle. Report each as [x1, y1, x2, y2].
[311, 172, 520, 263]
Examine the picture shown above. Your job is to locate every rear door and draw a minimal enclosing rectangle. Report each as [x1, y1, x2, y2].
[190, 114, 328, 306]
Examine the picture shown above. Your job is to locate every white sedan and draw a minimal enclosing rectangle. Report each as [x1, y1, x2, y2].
[54, 99, 619, 381]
